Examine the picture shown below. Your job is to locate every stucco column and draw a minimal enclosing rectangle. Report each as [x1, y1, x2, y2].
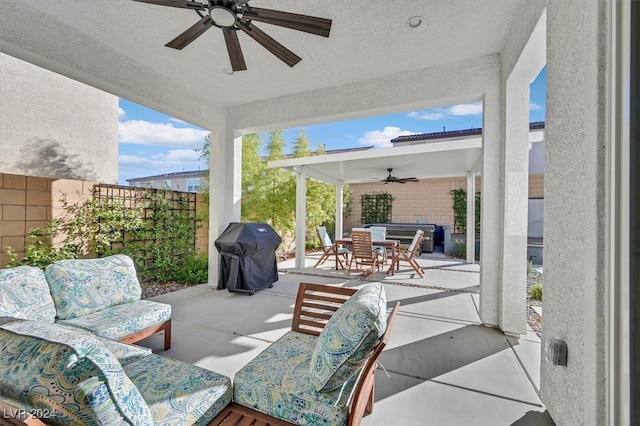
[479, 88, 504, 328]
[466, 171, 476, 263]
[500, 82, 530, 336]
[208, 124, 242, 287]
[294, 166, 307, 268]
[335, 182, 344, 240]
[541, 1, 609, 424]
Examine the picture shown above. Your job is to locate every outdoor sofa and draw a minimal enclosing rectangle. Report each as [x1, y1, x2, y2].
[0, 254, 232, 425]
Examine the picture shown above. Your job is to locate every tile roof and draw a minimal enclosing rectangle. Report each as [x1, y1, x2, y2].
[391, 121, 545, 144]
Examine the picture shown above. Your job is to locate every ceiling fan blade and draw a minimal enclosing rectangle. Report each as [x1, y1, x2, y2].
[238, 21, 301, 67]
[132, 0, 205, 11]
[244, 7, 332, 37]
[165, 15, 213, 50]
[223, 28, 247, 71]
[397, 178, 419, 183]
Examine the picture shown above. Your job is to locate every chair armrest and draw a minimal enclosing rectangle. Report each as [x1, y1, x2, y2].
[291, 283, 357, 336]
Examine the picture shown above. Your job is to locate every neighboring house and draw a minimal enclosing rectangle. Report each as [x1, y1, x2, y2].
[0, 53, 119, 183]
[346, 122, 545, 262]
[127, 170, 207, 192]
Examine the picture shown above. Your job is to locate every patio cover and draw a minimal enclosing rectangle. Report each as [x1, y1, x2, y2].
[269, 138, 483, 268]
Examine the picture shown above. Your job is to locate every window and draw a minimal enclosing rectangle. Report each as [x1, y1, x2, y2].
[187, 178, 200, 192]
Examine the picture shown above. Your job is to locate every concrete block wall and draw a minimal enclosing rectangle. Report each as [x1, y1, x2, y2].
[528, 173, 544, 198]
[0, 173, 54, 267]
[0, 173, 210, 267]
[346, 173, 544, 232]
[345, 176, 481, 231]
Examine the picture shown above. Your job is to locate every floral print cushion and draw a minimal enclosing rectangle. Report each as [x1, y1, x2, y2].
[0, 266, 56, 323]
[45, 254, 142, 320]
[233, 331, 359, 426]
[124, 354, 232, 426]
[48, 322, 152, 365]
[0, 321, 153, 425]
[309, 282, 387, 392]
[57, 299, 171, 340]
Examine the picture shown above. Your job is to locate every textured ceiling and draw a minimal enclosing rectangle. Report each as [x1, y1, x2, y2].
[0, 0, 524, 111]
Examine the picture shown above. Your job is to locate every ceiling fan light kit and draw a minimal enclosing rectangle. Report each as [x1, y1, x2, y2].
[133, 0, 332, 71]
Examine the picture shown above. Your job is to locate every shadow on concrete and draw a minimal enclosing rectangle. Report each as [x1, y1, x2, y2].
[511, 410, 556, 425]
[377, 324, 515, 401]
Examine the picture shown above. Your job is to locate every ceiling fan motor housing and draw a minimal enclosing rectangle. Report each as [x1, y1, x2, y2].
[208, 0, 241, 28]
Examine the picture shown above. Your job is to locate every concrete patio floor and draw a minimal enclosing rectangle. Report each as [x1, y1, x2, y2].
[138, 254, 555, 425]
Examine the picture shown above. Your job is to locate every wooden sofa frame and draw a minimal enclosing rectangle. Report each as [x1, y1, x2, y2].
[120, 319, 171, 351]
[211, 283, 400, 426]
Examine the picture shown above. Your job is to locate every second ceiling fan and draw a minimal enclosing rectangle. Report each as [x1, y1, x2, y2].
[382, 168, 419, 184]
[133, 0, 332, 71]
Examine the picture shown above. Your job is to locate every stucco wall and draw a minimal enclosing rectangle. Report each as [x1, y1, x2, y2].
[0, 54, 118, 183]
[541, 1, 609, 425]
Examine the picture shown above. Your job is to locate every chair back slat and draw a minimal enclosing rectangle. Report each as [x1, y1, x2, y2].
[292, 283, 357, 335]
[351, 230, 374, 259]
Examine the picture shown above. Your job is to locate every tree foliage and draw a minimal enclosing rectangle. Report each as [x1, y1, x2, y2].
[202, 129, 350, 248]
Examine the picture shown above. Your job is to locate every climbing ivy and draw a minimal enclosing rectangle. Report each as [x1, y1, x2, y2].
[360, 192, 394, 224]
[450, 188, 481, 233]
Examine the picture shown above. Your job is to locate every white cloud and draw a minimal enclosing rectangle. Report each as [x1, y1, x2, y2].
[118, 107, 126, 119]
[118, 120, 209, 148]
[358, 126, 419, 148]
[408, 111, 446, 120]
[530, 102, 543, 111]
[408, 101, 484, 120]
[152, 149, 202, 162]
[169, 117, 187, 124]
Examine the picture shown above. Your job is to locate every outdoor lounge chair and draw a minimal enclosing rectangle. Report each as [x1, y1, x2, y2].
[397, 229, 425, 278]
[348, 229, 381, 275]
[315, 226, 349, 268]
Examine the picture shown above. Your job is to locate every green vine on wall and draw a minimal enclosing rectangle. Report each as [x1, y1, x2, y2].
[360, 192, 394, 224]
[450, 188, 481, 234]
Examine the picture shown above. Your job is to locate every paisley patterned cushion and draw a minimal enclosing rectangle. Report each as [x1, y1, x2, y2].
[0, 321, 154, 426]
[233, 331, 359, 426]
[42, 322, 152, 365]
[57, 299, 171, 340]
[45, 254, 142, 320]
[309, 283, 387, 392]
[124, 354, 232, 426]
[0, 266, 56, 323]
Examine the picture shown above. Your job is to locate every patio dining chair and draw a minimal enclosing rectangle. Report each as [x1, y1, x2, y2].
[369, 226, 388, 263]
[315, 226, 349, 268]
[348, 229, 382, 275]
[397, 229, 425, 277]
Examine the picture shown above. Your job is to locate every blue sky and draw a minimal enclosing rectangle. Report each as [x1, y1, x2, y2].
[118, 67, 546, 185]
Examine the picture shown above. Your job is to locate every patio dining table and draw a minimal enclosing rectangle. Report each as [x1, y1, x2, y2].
[335, 238, 400, 276]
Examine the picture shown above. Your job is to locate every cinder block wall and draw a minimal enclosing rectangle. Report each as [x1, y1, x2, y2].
[345, 174, 544, 232]
[345, 176, 480, 231]
[0, 173, 54, 267]
[0, 172, 211, 268]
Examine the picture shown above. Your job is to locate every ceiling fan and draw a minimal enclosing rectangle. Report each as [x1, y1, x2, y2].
[132, 0, 332, 71]
[382, 168, 419, 184]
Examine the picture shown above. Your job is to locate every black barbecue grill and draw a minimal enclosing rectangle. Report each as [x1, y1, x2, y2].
[214, 222, 282, 295]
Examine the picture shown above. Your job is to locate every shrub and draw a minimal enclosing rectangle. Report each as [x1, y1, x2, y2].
[530, 283, 543, 300]
[453, 239, 466, 258]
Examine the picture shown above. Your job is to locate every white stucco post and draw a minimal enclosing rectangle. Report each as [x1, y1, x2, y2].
[466, 171, 476, 264]
[335, 182, 344, 240]
[294, 166, 307, 268]
[541, 2, 610, 424]
[208, 125, 242, 288]
[479, 89, 504, 329]
[500, 82, 530, 336]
